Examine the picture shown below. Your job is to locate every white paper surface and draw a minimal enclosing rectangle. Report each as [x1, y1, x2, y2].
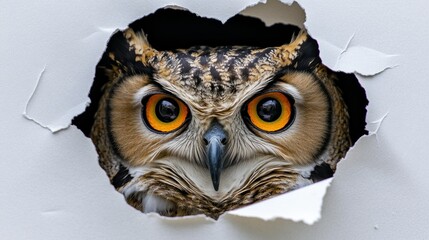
[227, 178, 332, 224]
[2, 0, 429, 239]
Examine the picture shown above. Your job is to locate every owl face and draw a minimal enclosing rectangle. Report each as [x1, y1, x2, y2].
[94, 29, 340, 218]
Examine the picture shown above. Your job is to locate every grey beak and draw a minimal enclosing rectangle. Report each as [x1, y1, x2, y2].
[203, 121, 227, 191]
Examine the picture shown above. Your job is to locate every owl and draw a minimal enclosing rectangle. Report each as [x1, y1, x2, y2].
[75, 14, 357, 219]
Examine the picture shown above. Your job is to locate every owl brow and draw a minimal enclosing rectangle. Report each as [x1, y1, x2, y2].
[244, 70, 303, 102]
[133, 83, 162, 105]
[133, 79, 172, 100]
[148, 80, 165, 91]
[253, 72, 287, 94]
[150, 77, 196, 103]
[141, 80, 188, 103]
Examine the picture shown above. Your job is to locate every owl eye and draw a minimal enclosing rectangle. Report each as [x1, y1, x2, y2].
[142, 93, 190, 133]
[244, 92, 294, 133]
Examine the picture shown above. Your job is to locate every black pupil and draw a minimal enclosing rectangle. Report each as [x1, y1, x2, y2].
[155, 98, 179, 122]
[256, 98, 282, 122]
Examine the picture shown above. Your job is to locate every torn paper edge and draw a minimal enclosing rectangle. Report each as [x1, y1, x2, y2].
[22, 66, 59, 132]
[147, 212, 217, 223]
[225, 178, 332, 224]
[163, 0, 268, 24]
[22, 0, 372, 224]
[23, 66, 89, 133]
[367, 112, 388, 136]
[24, 0, 396, 132]
[304, 28, 399, 76]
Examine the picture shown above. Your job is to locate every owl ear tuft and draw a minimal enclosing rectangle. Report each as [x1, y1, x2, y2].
[123, 28, 157, 66]
[277, 31, 321, 70]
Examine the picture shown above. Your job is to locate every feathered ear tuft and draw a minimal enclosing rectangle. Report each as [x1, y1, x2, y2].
[276, 31, 321, 70]
[123, 28, 157, 66]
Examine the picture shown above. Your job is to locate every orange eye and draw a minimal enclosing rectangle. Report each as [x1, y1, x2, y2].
[142, 93, 190, 133]
[244, 92, 294, 133]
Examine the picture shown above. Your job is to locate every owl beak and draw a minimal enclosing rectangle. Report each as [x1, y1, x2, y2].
[203, 121, 227, 191]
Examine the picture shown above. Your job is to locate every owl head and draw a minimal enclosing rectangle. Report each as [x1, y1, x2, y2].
[74, 10, 366, 219]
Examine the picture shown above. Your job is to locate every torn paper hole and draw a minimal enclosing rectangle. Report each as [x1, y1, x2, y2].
[367, 112, 388, 136]
[71, 3, 369, 222]
[23, 0, 372, 223]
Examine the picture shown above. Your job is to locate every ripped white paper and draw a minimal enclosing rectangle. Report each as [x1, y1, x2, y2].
[315, 37, 399, 76]
[227, 178, 332, 224]
[4, 0, 429, 239]
[18, 0, 385, 224]
[23, 66, 89, 132]
[335, 45, 399, 76]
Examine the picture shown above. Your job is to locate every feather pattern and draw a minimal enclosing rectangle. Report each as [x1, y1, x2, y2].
[87, 23, 351, 219]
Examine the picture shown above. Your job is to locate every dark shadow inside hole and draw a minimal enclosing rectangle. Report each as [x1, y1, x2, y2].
[73, 8, 368, 145]
[129, 8, 301, 50]
[73, 8, 303, 136]
[72, 7, 368, 218]
[332, 70, 368, 145]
